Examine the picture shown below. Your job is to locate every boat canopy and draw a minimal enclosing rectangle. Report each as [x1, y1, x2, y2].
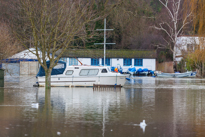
[128, 67, 136, 72]
[36, 60, 66, 77]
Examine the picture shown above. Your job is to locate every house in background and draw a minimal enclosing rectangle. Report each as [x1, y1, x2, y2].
[57, 49, 157, 72]
[2, 48, 39, 76]
[175, 36, 205, 62]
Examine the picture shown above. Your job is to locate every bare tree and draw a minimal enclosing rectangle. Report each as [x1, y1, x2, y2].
[152, 0, 192, 62]
[0, 22, 20, 60]
[0, 22, 23, 76]
[108, 0, 154, 49]
[13, 0, 117, 90]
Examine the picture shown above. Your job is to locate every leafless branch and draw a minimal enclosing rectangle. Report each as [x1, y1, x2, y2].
[152, 0, 192, 61]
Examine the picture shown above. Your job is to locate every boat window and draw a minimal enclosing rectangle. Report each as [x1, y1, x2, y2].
[101, 69, 107, 73]
[88, 69, 99, 75]
[53, 63, 64, 69]
[65, 70, 73, 75]
[79, 69, 89, 76]
[79, 69, 99, 76]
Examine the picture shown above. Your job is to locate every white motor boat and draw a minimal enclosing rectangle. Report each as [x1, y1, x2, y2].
[36, 61, 129, 87]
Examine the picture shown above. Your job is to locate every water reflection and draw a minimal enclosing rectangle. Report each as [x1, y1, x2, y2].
[126, 77, 205, 89]
[1, 77, 205, 136]
[0, 88, 4, 103]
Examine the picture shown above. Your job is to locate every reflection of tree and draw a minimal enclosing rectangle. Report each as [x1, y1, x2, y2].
[32, 90, 54, 136]
[0, 88, 4, 104]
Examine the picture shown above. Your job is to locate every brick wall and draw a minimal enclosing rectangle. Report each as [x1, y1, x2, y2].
[157, 62, 174, 73]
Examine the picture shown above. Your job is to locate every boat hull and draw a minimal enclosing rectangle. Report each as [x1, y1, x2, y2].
[38, 75, 128, 87]
[157, 72, 193, 78]
[36, 65, 130, 87]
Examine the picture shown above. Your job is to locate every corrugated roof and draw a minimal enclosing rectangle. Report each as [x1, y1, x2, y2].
[57, 49, 157, 58]
[10, 48, 38, 59]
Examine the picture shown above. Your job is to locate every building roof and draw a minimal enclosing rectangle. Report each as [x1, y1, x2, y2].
[10, 48, 51, 60]
[10, 48, 39, 59]
[57, 49, 157, 58]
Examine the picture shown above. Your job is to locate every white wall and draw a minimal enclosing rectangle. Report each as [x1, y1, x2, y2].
[99, 58, 102, 65]
[66, 58, 69, 66]
[111, 58, 123, 66]
[175, 36, 203, 62]
[143, 59, 156, 70]
[20, 61, 39, 75]
[111, 58, 130, 72]
[3, 63, 20, 76]
[78, 58, 91, 65]
[176, 37, 199, 56]
[66, 57, 156, 71]
[111, 58, 156, 72]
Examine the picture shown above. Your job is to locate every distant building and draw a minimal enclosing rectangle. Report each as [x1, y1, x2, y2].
[57, 49, 157, 72]
[2, 48, 39, 76]
[175, 36, 205, 62]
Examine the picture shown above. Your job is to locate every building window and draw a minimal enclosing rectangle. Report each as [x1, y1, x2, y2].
[91, 58, 99, 66]
[69, 58, 78, 66]
[187, 44, 194, 52]
[134, 59, 143, 66]
[102, 58, 110, 66]
[195, 45, 200, 50]
[123, 58, 132, 66]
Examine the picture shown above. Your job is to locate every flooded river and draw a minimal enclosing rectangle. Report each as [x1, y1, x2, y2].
[0, 76, 205, 137]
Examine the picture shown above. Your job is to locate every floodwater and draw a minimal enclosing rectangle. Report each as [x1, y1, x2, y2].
[1, 76, 205, 137]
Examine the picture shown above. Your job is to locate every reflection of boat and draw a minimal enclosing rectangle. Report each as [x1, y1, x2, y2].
[188, 71, 197, 78]
[36, 61, 129, 87]
[156, 71, 196, 78]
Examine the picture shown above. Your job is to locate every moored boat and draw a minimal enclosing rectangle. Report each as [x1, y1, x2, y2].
[188, 71, 197, 78]
[36, 61, 129, 87]
[156, 71, 196, 78]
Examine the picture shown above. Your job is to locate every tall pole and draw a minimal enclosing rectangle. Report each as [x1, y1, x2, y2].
[104, 18, 106, 66]
[94, 18, 115, 66]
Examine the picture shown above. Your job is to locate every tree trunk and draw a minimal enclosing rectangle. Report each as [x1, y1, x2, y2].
[45, 69, 52, 90]
[173, 43, 177, 72]
[173, 43, 176, 62]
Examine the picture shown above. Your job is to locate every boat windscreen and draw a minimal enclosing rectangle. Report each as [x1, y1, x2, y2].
[36, 61, 66, 77]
